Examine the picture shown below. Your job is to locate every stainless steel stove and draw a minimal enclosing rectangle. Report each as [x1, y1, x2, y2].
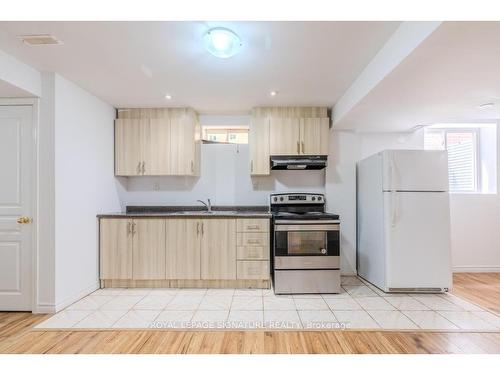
[270, 193, 341, 294]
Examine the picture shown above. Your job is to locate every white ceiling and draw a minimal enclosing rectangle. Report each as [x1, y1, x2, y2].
[335, 22, 500, 131]
[0, 21, 399, 112]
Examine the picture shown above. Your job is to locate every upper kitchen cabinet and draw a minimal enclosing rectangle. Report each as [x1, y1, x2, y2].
[169, 112, 200, 175]
[114, 108, 200, 176]
[249, 116, 270, 175]
[300, 117, 330, 155]
[269, 117, 301, 155]
[115, 118, 145, 176]
[145, 118, 171, 175]
[251, 107, 330, 166]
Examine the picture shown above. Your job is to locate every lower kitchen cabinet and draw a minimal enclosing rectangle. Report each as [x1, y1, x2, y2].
[236, 219, 270, 280]
[100, 219, 133, 279]
[132, 219, 166, 279]
[237, 261, 270, 280]
[165, 219, 201, 279]
[200, 219, 237, 280]
[99, 217, 270, 287]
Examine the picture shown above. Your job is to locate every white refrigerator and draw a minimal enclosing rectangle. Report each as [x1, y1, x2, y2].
[357, 150, 452, 292]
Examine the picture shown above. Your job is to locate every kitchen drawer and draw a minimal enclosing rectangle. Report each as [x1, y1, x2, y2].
[237, 232, 269, 247]
[236, 219, 269, 233]
[237, 261, 270, 280]
[237, 246, 270, 260]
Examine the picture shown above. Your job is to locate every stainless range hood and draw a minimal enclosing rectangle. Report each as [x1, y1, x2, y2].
[270, 156, 327, 170]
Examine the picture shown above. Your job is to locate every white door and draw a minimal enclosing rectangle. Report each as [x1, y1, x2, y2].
[0, 105, 33, 311]
[382, 150, 449, 192]
[383, 191, 452, 290]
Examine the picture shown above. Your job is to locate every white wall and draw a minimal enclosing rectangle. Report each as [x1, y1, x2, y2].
[36, 73, 56, 311]
[325, 129, 424, 274]
[117, 115, 325, 208]
[53, 74, 121, 309]
[449, 194, 500, 272]
[450, 125, 500, 272]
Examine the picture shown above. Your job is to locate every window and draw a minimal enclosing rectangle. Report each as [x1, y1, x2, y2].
[202, 126, 249, 144]
[424, 123, 497, 194]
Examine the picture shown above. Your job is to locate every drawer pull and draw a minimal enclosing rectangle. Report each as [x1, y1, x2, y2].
[246, 225, 260, 229]
[247, 239, 261, 244]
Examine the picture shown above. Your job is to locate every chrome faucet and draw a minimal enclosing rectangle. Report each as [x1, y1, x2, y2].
[197, 199, 212, 212]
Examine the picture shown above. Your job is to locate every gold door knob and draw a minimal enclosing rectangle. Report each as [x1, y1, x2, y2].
[17, 216, 32, 224]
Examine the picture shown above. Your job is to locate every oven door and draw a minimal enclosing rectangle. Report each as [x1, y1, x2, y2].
[274, 221, 340, 258]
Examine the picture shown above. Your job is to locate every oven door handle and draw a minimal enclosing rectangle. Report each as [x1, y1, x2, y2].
[275, 224, 340, 231]
[274, 220, 340, 225]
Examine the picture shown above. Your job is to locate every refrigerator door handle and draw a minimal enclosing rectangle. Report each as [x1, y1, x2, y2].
[388, 155, 393, 187]
[391, 191, 398, 227]
[388, 152, 399, 189]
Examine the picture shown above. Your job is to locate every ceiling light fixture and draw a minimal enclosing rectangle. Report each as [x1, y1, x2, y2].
[478, 102, 495, 109]
[204, 27, 242, 58]
[270, 91, 278, 97]
[165, 94, 172, 100]
[18, 34, 62, 45]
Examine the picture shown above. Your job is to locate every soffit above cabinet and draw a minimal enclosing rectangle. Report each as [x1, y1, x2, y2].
[252, 106, 329, 119]
[117, 107, 197, 119]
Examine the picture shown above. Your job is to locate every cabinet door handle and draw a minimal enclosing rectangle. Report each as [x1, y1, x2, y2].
[296, 141, 300, 154]
[137, 161, 141, 175]
[197, 222, 200, 236]
[201, 222, 204, 235]
[142, 161, 146, 174]
[301, 141, 305, 154]
[127, 222, 132, 236]
[191, 160, 194, 173]
[251, 160, 253, 173]
[131, 221, 136, 235]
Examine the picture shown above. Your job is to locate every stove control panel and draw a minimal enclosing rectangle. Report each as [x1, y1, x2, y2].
[270, 193, 325, 205]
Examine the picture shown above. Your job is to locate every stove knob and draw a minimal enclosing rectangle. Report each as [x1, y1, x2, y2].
[279, 197, 284, 202]
[318, 196, 322, 201]
[311, 197, 316, 201]
[273, 197, 277, 202]
[320, 248, 327, 255]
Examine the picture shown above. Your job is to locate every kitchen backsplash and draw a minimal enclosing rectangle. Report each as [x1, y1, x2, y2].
[115, 144, 325, 210]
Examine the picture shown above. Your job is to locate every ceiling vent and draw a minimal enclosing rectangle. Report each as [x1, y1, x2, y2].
[18, 34, 63, 46]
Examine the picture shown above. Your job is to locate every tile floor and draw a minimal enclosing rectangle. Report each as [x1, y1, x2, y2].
[35, 276, 500, 331]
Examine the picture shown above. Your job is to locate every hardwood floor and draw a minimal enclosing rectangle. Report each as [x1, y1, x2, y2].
[451, 273, 500, 314]
[1, 273, 500, 354]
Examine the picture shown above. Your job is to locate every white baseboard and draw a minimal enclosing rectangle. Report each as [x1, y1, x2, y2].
[341, 272, 358, 276]
[453, 266, 500, 273]
[33, 280, 99, 314]
[34, 303, 58, 314]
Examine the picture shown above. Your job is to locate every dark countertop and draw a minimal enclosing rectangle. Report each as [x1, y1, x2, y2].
[97, 205, 272, 219]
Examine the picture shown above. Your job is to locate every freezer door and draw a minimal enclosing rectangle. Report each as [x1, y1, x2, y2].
[384, 191, 452, 290]
[382, 150, 449, 192]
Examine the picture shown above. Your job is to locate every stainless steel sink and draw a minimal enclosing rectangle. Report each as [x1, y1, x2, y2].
[174, 211, 215, 215]
[172, 211, 239, 215]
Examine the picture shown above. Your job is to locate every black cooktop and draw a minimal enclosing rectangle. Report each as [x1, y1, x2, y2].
[273, 212, 340, 220]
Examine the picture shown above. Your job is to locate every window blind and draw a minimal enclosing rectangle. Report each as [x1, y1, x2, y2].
[446, 132, 476, 192]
